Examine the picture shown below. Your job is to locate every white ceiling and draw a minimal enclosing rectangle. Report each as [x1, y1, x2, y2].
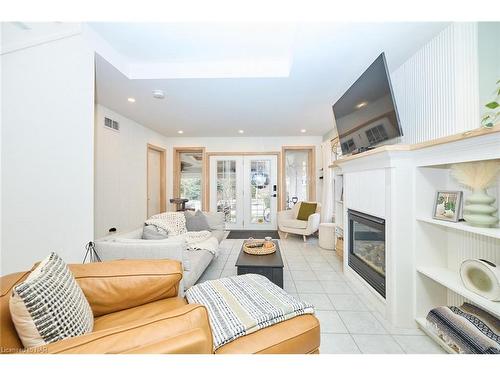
[93, 22, 449, 137]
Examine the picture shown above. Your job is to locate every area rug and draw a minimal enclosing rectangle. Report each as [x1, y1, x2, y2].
[226, 230, 280, 239]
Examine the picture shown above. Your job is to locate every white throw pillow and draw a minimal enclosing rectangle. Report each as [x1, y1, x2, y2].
[9, 252, 94, 348]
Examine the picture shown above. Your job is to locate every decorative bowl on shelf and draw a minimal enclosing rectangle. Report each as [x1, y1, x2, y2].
[460, 259, 500, 301]
[243, 239, 276, 255]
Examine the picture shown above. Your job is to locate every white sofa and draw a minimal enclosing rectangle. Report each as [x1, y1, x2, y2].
[277, 202, 321, 242]
[94, 212, 226, 293]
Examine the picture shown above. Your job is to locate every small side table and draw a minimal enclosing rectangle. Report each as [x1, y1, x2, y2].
[319, 223, 336, 250]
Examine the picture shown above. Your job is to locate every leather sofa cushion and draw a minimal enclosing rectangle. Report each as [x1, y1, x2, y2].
[1, 271, 32, 351]
[69, 259, 182, 317]
[93, 298, 188, 331]
[46, 304, 213, 354]
[215, 314, 320, 354]
[280, 219, 308, 229]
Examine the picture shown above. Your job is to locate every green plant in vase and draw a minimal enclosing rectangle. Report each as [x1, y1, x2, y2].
[481, 79, 500, 129]
[451, 160, 500, 227]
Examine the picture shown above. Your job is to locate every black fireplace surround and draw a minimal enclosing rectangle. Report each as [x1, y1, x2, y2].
[348, 209, 386, 298]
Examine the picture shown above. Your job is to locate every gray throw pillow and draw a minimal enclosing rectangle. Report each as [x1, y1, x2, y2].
[142, 224, 169, 240]
[184, 210, 210, 232]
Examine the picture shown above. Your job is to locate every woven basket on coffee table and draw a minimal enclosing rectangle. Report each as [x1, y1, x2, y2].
[243, 240, 276, 255]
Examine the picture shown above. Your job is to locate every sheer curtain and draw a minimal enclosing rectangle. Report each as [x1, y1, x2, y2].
[320, 141, 334, 222]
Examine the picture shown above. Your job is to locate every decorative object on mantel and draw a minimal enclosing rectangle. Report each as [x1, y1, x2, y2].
[426, 303, 500, 354]
[481, 79, 499, 129]
[432, 191, 462, 222]
[330, 136, 341, 159]
[460, 259, 500, 301]
[451, 160, 500, 227]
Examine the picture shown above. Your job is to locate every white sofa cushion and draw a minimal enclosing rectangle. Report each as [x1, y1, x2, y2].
[184, 250, 214, 289]
[280, 218, 308, 229]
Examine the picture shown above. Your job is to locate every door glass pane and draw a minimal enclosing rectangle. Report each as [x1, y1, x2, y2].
[216, 160, 237, 223]
[250, 160, 272, 224]
[284, 150, 310, 209]
[179, 151, 203, 210]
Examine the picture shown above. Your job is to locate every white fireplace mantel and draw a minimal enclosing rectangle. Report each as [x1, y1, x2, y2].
[330, 126, 500, 329]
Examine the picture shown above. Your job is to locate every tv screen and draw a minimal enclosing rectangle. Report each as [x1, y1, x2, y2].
[332, 53, 402, 155]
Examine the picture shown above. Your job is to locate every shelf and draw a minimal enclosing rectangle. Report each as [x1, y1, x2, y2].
[416, 217, 500, 240]
[415, 318, 456, 354]
[417, 266, 500, 318]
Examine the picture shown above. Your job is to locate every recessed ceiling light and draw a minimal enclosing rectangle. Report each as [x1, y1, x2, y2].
[238, 130, 244, 134]
[127, 97, 136, 103]
[356, 101, 368, 109]
[177, 130, 184, 134]
[152, 90, 165, 99]
[300, 129, 307, 133]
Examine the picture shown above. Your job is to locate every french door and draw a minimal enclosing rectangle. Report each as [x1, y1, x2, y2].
[209, 154, 278, 230]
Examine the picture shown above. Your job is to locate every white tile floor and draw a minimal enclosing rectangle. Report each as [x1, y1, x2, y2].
[196, 235, 446, 354]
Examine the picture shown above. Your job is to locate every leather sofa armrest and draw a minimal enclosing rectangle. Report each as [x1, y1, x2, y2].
[42, 304, 213, 354]
[69, 259, 183, 317]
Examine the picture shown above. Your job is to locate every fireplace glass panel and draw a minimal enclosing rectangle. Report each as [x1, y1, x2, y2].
[348, 209, 386, 298]
[352, 221, 385, 276]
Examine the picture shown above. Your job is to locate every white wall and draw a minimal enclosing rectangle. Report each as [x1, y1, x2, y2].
[94, 105, 322, 238]
[391, 23, 480, 144]
[478, 22, 500, 109]
[1, 33, 95, 275]
[94, 105, 170, 238]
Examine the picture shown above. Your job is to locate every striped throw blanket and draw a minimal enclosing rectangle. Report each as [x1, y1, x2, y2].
[426, 303, 500, 354]
[185, 274, 315, 350]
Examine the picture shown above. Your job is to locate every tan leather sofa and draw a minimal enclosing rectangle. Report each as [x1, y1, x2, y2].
[0, 259, 320, 354]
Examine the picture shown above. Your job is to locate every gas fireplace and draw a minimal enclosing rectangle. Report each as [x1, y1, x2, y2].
[348, 210, 386, 298]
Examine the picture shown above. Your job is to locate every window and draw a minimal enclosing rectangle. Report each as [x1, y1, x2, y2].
[365, 124, 389, 145]
[174, 148, 205, 211]
[282, 146, 315, 210]
[341, 138, 356, 154]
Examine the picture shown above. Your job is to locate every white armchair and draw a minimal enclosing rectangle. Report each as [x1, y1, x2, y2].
[278, 202, 321, 242]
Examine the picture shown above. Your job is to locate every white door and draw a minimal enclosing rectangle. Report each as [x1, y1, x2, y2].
[243, 155, 278, 230]
[147, 148, 162, 217]
[210, 155, 278, 230]
[210, 156, 244, 229]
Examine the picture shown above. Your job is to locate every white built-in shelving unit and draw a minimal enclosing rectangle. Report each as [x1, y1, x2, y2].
[330, 126, 500, 352]
[414, 156, 500, 353]
[415, 160, 500, 316]
[333, 169, 344, 230]
[415, 217, 500, 239]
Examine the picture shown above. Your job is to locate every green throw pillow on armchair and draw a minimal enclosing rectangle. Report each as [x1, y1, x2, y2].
[296, 202, 317, 221]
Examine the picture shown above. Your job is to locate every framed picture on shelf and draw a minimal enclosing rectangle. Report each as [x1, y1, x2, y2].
[433, 191, 462, 222]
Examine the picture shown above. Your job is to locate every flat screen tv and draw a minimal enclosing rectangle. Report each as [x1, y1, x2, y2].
[332, 53, 402, 155]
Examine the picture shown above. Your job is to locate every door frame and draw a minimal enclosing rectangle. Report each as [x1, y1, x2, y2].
[281, 145, 316, 210]
[146, 143, 166, 217]
[173, 146, 207, 211]
[206, 152, 282, 220]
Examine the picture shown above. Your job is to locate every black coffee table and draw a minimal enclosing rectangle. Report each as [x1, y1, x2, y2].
[235, 240, 284, 288]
